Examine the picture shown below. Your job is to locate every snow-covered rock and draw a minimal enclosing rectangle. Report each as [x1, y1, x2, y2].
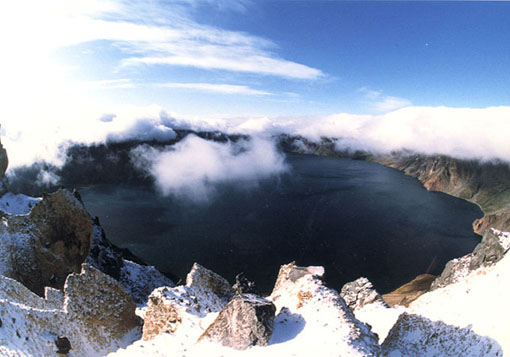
[112, 262, 382, 356]
[269, 262, 381, 356]
[340, 277, 388, 310]
[404, 242, 510, 355]
[0, 189, 92, 296]
[0, 264, 141, 356]
[431, 228, 510, 290]
[382, 312, 502, 356]
[142, 263, 233, 342]
[340, 277, 402, 343]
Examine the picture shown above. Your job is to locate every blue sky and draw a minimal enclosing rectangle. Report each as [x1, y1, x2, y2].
[2, 0, 510, 167]
[3, 0, 509, 119]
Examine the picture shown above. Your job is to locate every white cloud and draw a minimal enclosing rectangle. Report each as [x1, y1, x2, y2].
[1, 105, 178, 169]
[131, 135, 288, 202]
[157, 83, 272, 96]
[79, 79, 136, 90]
[278, 106, 510, 161]
[371, 96, 413, 113]
[0, 0, 322, 80]
[123, 54, 323, 80]
[358, 87, 412, 113]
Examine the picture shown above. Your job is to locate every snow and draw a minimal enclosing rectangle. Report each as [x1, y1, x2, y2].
[0, 192, 40, 215]
[352, 301, 404, 343]
[492, 228, 510, 252]
[403, 247, 510, 355]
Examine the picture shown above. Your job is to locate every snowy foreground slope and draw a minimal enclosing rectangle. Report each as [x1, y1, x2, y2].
[357, 230, 510, 356]
[111, 231, 510, 357]
[1, 189, 510, 356]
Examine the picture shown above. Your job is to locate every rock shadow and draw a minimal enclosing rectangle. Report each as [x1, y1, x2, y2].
[269, 308, 306, 345]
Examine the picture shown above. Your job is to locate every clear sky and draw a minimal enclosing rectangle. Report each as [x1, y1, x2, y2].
[2, 0, 509, 121]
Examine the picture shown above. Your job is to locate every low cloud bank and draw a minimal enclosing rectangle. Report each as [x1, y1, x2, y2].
[131, 135, 288, 202]
[3, 105, 510, 196]
[230, 106, 510, 162]
[1, 106, 178, 170]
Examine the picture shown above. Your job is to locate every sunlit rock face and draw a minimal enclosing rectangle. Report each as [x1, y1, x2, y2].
[374, 153, 510, 235]
[382, 274, 436, 307]
[0, 189, 93, 296]
[142, 263, 233, 341]
[63, 264, 142, 343]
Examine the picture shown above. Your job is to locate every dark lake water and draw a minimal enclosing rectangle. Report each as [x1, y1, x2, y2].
[78, 153, 482, 295]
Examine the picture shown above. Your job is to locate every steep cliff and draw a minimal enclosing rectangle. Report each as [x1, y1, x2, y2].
[374, 153, 510, 235]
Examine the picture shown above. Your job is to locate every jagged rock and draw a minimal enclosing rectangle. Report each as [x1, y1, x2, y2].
[341, 277, 388, 310]
[198, 294, 276, 350]
[233, 272, 259, 295]
[87, 217, 175, 305]
[271, 262, 325, 293]
[382, 313, 502, 356]
[142, 263, 233, 341]
[64, 264, 141, 340]
[269, 262, 381, 356]
[431, 229, 510, 290]
[0, 189, 92, 295]
[0, 264, 141, 356]
[88, 217, 124, 280]
[186, 262, 233, 300]
[382, 274, 436, 307]
[473, 212, 510, 236]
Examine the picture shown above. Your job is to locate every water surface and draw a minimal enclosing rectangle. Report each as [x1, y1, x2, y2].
[78, 153, 482, 294]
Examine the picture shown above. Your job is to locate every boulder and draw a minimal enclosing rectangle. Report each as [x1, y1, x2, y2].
[0, 189, 93, 295]
[198, 294, 276, 350]
[186, 262, 233, 301]
[64, 264, 141, 341]
[142, 263, 233, 341]
[341, 277, 388, 310]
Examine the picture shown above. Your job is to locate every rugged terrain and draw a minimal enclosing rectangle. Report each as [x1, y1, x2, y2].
[1, 133, 510, 355]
